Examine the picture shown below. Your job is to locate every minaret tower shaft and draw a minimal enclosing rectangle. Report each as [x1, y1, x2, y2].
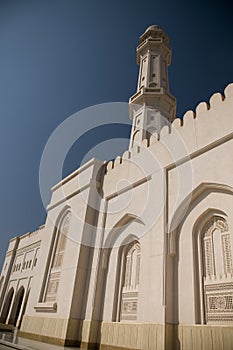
[129, 25, 176, 151]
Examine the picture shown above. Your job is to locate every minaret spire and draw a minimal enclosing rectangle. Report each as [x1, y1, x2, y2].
[129, 25, 176, 151]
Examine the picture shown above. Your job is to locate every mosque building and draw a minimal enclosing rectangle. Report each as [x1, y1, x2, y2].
[0, 25, 233, 350]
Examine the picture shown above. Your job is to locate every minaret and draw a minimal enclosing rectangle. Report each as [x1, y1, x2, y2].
[129, 25, 176, 151]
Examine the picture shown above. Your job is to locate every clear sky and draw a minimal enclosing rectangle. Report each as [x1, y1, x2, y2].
[0, 0, 233, 268]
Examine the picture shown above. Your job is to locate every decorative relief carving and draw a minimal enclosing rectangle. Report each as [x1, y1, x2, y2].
[202, 217, 232, 278]
[50, 271, 61, 279]
[205, 283, 233, 292]
[203, 239, 214, 276]
[214, 296, 227, 311]
[201, 217, 233, 323]
[204, 218, 228, 236]
[222, 234, 233, 273]
[45, 271, 61, 301]
[121, 301, 137, 320]
[121, 291, 138, 321]
[206, 291, 233, 322]
[47, 280, 59, 298]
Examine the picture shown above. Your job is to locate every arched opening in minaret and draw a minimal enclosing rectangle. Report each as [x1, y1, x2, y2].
[146, 126, 156, 140]
[132, 130, 141, 151]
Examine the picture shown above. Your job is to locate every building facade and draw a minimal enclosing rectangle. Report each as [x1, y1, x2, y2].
[1, 25, 233, 350]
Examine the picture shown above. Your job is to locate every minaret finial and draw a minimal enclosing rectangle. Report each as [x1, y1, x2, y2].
[129, 25, 176, 152]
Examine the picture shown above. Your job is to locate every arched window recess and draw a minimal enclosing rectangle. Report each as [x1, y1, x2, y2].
[43, 210, 71, 303]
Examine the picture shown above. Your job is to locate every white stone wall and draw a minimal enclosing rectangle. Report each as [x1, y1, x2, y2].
[0, 84, 233, 349]
[0, 226, 43, 326]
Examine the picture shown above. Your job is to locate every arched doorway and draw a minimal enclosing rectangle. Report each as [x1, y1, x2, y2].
[0, 287, 14, 323]
[8, 286, 25, 326]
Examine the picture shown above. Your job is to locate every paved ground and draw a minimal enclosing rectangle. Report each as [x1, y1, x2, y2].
[0, 332, 82, 350]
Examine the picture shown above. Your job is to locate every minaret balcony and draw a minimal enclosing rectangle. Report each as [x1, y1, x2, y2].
[129, 87, 176, 121]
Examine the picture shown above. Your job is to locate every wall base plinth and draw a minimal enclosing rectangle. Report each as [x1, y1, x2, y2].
[19, 331, 83, 347]
[19, 317, 233, 350]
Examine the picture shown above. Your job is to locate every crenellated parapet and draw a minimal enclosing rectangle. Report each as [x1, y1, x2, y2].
[106, 83, 233, 174]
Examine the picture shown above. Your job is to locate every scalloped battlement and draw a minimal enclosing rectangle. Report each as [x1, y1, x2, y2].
[106, 83, 233, 173]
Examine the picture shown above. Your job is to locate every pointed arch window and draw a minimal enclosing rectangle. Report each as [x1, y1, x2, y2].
[199, 216, 233, 323]
[120, 241, 141, 321]
[44, 212, 71, 302]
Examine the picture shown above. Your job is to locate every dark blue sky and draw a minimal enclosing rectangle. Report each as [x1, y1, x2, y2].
[0, 0, 233, 267]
